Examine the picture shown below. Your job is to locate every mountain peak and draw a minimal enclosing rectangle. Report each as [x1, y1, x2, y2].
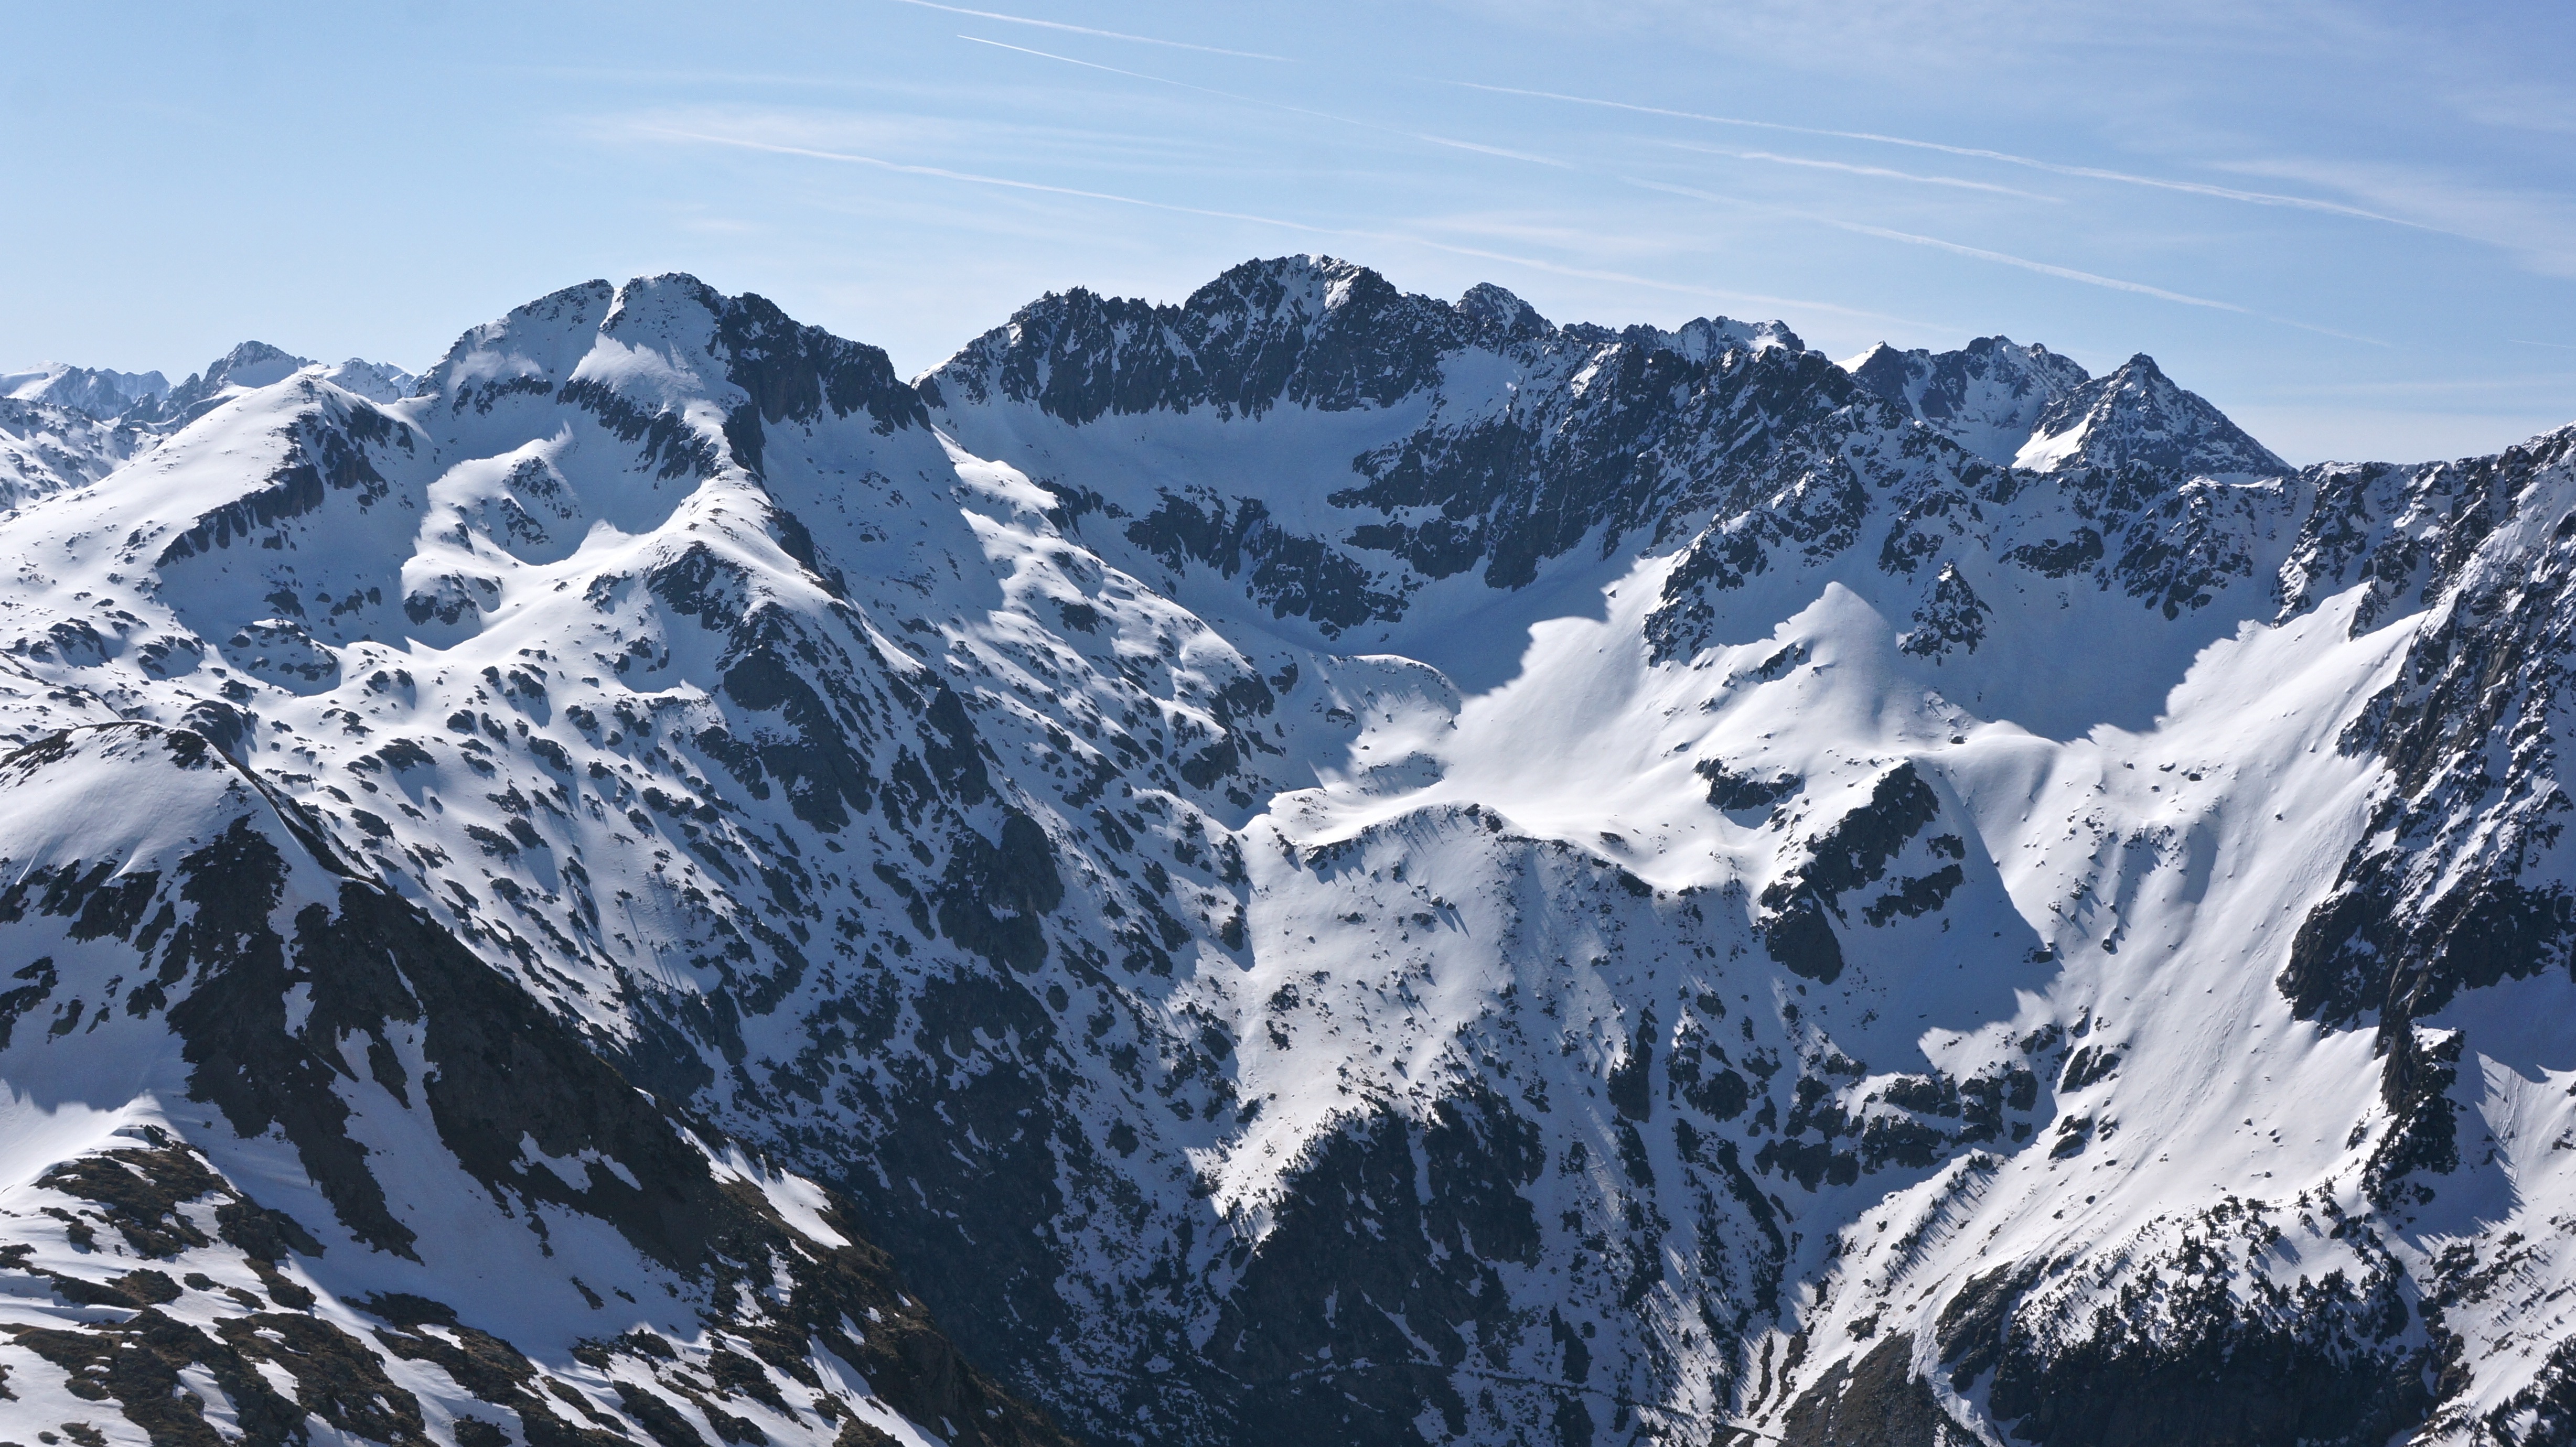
[0, 361, 171, 419]
[204, 338, 307, 377]
[1847, 332, 2091, 465]
[414, 272, 920, 462]
[2014, 349, 2285, 474]
[150, 340, 315, 425]
[922, 253, 1465, 423]
[16, 259, 2570, 1447]
[1455, 282, 1550, 345]
[600, 271, 729, 336]
[317, 356, 419, 403]
[1190, 252, 1376, 306]
[130, 339, 424, 429]
[1664, 314, 1805, 360]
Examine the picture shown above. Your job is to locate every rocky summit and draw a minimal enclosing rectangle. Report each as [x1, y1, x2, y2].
[2, 255, 2573, 1447]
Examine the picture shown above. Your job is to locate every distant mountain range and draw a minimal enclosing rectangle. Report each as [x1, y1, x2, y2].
[1, 257, 2571, 1447]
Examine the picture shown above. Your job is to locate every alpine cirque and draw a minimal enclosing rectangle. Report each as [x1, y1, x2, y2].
[3, 256, 2573, 1447]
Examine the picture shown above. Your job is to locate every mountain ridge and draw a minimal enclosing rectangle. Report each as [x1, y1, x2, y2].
[1, 256, 2573, 1447]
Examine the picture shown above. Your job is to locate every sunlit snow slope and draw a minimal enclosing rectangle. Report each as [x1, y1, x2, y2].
[5, 257, 2576, 1447]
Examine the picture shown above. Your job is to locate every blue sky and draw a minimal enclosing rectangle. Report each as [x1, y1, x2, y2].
[5, 0, 2572, 463]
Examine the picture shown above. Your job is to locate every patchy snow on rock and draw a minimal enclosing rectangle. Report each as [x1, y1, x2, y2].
[1, 256, 2572, 1447]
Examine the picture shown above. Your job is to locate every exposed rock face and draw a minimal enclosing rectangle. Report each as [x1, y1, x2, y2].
[2012, 352, 2288, 476]
[0, 723, 1069, 1447]
[0, 396, 148, 510]
[3, 255, 2574, 1447]
[144, 341, 329, 428]
[925, 255, 1841, 624]
[1847, 334, 2089, 466]
[922, 256, 1466, 423]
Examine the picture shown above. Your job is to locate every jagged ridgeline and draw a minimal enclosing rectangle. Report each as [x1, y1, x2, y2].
[1, 256, 2573, 1447]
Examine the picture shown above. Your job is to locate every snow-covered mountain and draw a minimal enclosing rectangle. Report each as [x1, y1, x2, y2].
[0, 345, 418, 518]
[131, 342, 421, 429]
[6, 344, 418, 428]
[1844, 336, 2087, 467]
[0, 398, 147, 512]
[0, 720, 1068, 1447]
[0, 363, 170, 419]
[2, 256, 2573, 1447]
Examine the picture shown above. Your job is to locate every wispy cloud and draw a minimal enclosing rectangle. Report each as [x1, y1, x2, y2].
[673, 215, 765, 236]
[885, 0, 1291, 61]
[1412, 134, 1572, 168]
[958, 37, 1570, 168]
[1386, 234, 1931, 327]
[1460, 81, 2430, 230]
[1630, 177, 2388, 344]
[1658, 140, 2058, 201]
[590, 102, 1226, 170]
[636, 126, 1325, 229]
[1632, 178, 2227, 305]
[2449, 79, 2576, 137]
[494, 64, 881, 90]
[2513, 339, 2576, 352]
[1393, 211, 1730, 263]
[2213, 157, 2576, 278]
[910, 41, 2384, 344]
[2256, 372, 2576, 397]
[637, 123, 1914, 327]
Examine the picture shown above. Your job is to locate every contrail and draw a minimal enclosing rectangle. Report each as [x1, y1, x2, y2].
[1843, 224, 2244, 308]
[960, 37, 1570, 168]
[1463, 81, 2425, 229]
[1630, 179, 2229, 306]
[643, 125, 1927, 327]
[639, 126, 1333, 231]
[886, 0, 1291, 60]
[1381, 235, 1931, 327]
[1660, 141, 2059, 202]
[1412, 134, 1572, 168]
[939, 42, 2379, 343]
[1632, 179, 2389, 345]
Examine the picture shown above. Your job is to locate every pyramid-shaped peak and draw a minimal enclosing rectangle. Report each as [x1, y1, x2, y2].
[198, 340, 313, 391]
[129, 340, 321, 426]
[2017, 352, 2284, 476]
[209, 338, 304, 366]
[1846, 340, 1919, 395]
[1455, 283, 1550, 344]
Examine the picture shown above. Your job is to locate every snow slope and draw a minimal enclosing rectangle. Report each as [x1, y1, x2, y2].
[0, 398, 148, 512]
[0, 721, 1070, 1447]
[2, 256, 2573, 1447]
[0, 343, 416, 515]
